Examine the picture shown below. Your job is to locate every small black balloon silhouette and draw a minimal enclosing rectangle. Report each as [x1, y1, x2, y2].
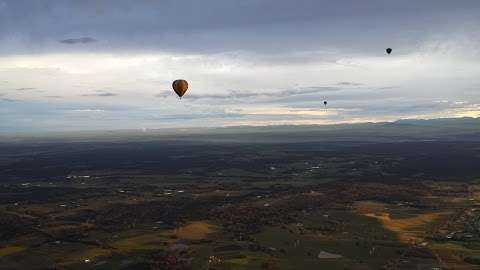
[386, 48, 392, 55]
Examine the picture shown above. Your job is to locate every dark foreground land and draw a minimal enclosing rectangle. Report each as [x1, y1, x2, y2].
[1, 120, 480, 270]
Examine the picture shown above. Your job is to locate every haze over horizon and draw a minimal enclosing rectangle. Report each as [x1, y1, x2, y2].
[1, 0, 480, 133]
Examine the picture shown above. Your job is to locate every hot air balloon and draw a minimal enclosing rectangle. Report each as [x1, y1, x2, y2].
[172, 79, 189, 98]
[386, 48, 392, 55]
[324, 101, 327, 106]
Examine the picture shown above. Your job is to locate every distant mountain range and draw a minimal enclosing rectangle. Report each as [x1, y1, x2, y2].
[1, 117, 479, 143]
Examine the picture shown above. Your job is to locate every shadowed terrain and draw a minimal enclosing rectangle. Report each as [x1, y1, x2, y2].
[1, 118, 480, 269]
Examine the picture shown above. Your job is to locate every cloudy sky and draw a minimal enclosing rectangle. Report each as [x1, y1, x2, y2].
[0, 0, 479, 133]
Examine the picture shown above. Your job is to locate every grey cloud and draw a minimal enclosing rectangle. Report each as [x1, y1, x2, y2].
[81, 90, 118, 97]
[70, 109, 106, 113]
[154, 91, 172, 98]
[336, 82, 362, 86]
[243, 51, 342, 66]
[44, 95, 64, 98]
[60, 37, 97, 44]
[16, 87, 35, 91]
[294, 96, 474, 116]
[0, 1, 479, 55]
[185, 87, 341, 101]
[144, 112, 241, 121]
[271, 87, 406, 105]
[376, 86, 401, 90]
[95, 92, 117, 97]
[1, 98, 19, 102]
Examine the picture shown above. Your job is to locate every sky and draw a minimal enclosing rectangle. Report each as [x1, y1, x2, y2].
[0, 0, 479, 133]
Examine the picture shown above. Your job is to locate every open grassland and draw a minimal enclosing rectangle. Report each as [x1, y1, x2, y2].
[175, 221, 215, 241]
[0, 246, 25, 257]
[355, 201, 451, 243]
[365, 212, 449, 243]
[58, 221, 217, 267]
[56, 231, 171, 266]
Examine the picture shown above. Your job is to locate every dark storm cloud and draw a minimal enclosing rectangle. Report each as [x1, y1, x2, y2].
[81, 90, 118, 97]
[59, 37, 97, 44]
[0, 0, 479, 55]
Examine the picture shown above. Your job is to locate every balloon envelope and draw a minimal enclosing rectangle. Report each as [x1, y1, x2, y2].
[172, 80, 189, 97]
[386, 48, 392, 54]
[324, 101, 327, 106]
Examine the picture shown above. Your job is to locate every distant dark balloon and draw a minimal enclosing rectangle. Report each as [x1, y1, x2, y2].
[324, 101, 327, 106]
[386, 48, 392, 55]
[172, 79, 189, 98]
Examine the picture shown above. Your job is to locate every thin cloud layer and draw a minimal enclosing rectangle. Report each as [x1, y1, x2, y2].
[336, 82, 363, 86]
[59, 37, 97, 45]
[182, 86, 341, 100]
[1, 98, 19, 102]
[15, 87, 35, 91]
[81, 90, 118, 97]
